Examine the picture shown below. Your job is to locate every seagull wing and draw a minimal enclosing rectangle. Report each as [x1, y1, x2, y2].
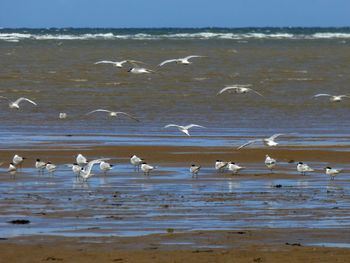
[314, 94, 332, 98]
[339, 95, 350, 99]
[115, 112, 140, 122]
[145, 68, 157, 73]
[128, 60, 148, 67]
[163, 124, 181, 129]
[184, 124, 206, 130]
[15, 97, 37, 106]
[127, 60, 146, 65]
[184, 55, 204, 60]
[94, 60, 117, 65]
[158, 59, 178, 66]
[237, 139, 262, 150]
[268, 133, 294, 141]
[217, 86, 238, 95]
[248, 88, 264, 97]
[86, 109, 112, 115]
[84, 158, 111, 173]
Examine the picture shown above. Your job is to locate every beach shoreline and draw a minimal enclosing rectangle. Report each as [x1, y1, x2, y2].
[1, 228, 350, 263]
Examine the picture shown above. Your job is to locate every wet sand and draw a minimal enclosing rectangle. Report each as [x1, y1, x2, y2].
[2, 144, 350, 167]
[1, 144, 350, 261]
[1, 229, 350, 263]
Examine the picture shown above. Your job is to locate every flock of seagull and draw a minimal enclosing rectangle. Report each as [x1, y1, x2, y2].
[0, 55, 347, 181]
[3, 151, 341, 181]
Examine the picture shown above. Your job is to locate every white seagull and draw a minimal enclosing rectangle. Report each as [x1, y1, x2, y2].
[45, 162, 56, 174]
[86, 109, 140, 122]
[0, 96, 37, 109]
[217, 85, 263, 97]
[158, 55, 204, 66]
[130, 155, 143, 171]
[215, 160, 228, 173]
[79, 159, 107, 181]
[76, 153, 88, 166]
[237, 133, 294, 150]
[141, 162, 155, 176]
[227, 162, 245, 174]
[297, 162, 314, 175]
[94, 60, 144, 68]
[13, 154, 26, 168]
[313, 94, 350, 102]
[325, 166, 342, 180]
[35, 159, 46, 174]
[264, 155, 276, 173]
[7, 163, 17, 175]
[163, 124, 205, 136]
[190, 164, 201, 177]
[66, 163, 82, 176]
[59, 113, 67, 119]
[8, 163, 17, 173]
[100, 161, 113, 175]
[127, 67, 155, 74]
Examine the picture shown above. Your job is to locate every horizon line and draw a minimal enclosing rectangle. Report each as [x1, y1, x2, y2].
[1, 26, 350, 30]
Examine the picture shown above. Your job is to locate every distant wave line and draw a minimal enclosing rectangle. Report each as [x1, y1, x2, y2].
[1, 32, 350, 41]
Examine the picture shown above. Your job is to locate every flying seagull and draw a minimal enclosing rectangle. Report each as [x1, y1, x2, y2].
[86, 109, 140, 122]
[0, 96, 37, 109]
[217, 85, 263, 97]
[313, 94, 350, 102]
[163, 124, 205, 136]
[94, 60, 145, 68]
[237, 133, 295, 150]
[158, 55, 204, 66]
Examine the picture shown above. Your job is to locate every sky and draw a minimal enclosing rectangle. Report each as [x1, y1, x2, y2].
[1, 0, 350, 28]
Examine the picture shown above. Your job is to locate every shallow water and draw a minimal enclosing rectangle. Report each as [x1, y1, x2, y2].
[0, 163, 350, 237]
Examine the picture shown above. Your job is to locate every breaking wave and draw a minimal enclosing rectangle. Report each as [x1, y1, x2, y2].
[1, 29, 350, 42]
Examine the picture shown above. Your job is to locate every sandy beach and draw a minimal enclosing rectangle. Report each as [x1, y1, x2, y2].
[1, 229, 350, 263]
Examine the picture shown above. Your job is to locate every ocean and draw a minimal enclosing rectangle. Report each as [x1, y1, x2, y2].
[1, 28, 350, 149]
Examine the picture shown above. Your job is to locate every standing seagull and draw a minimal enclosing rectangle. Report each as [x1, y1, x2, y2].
[35, 159, 46, 174]
[217, 85, 263, 97]
[324, 167, 342, 180]
[13, 154, 26, 169]
[237, 133, 295, 150]
[67, 163, 82, 176]
[0, 96, 37, 109]
[130, 155, 143, 171]
[45, 162, 56, 175]
[158, 55, 204, 66]
[141, 162, 155, 176]
[313, 94, 350, 102]
[8, 163, 17, 173]
[297, 162, 314, 175]
[163, 124, 205, 136]
[264, 155, 276, 173]
[190, 164, 201, 177]
[94, 60, 144, 68]
[100, 161, 113, 175]
[227, 162, 245, 174]
[86, 109, 140, 122]
[76, 153, 88, 166]
[215, 160, 228, 173]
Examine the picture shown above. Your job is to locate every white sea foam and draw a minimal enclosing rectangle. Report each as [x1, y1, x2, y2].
[1, 31, 350, 42]
[311, 33, 350, 39]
